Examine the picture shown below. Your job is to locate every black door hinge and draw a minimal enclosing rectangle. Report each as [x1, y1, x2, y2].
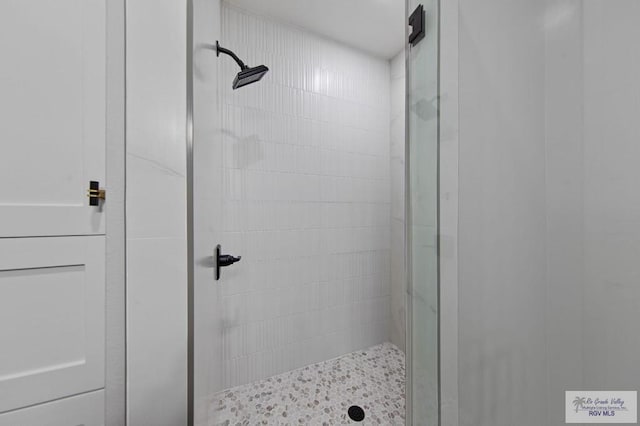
[409, 4, 425, 46]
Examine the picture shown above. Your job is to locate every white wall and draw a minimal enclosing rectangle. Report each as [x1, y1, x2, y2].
[389, 51, 406, 352]
[581, 0, 640, 394]
[457, 2, 640, 425]
[105, 0, 126, 424]
[544, 1, 585, 422]
[125, 0, 188, 424]
[191, 0, 223, 423]
[545, 2, 640, 422]
[216, 3, 392, 389]
[458, 2, 549, 425]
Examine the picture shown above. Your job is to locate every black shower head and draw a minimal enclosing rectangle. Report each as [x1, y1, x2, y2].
[215, 41, 269, 90]
[233, 65, 269, 89]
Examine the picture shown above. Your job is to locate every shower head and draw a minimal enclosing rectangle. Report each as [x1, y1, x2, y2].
[233, 65, 269, 89]
[215, 41, 269, 90]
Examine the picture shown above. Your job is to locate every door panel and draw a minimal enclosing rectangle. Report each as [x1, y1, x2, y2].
[0, 0, 106, 237]
[0, 390, 104, 426]
[0, 237, 105, 413]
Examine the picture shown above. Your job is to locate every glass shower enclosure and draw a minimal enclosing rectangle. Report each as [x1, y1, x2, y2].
[189, 0, 441, 424]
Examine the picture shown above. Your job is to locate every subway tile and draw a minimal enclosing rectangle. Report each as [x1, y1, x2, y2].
[126, 154, 186, 239]
[218, 4, 393, 388]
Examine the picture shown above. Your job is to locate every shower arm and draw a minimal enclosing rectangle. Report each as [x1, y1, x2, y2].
[216, 41, 248, 70]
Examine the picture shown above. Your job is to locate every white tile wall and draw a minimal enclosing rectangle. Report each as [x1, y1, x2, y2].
[458, 3, 640, 425]
[581, 0, 640, 395]
[192, 0, 225, 415]
[125, 0, 187, 424]
[218, 3, 392, 389]
[458, 2, 549, 425]
[544, 1, 584, 422]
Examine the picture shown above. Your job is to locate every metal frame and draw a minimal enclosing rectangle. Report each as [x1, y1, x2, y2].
[186, 0, 195, 425]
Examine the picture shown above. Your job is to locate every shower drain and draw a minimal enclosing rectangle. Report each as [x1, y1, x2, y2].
[348, 405, 365, 422]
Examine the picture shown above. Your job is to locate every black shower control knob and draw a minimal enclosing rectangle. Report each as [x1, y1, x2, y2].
[215, 244, 241, 281]
[218, 254, 241, 267]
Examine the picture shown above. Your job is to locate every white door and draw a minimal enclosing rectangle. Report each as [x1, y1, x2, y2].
[0, 0, 108, 420]
[0, 237, 105, 413]
[0, 0, 106, 238]
[0, 391, 104, 426]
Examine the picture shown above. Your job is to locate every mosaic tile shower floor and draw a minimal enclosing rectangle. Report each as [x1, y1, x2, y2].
[209, 342, 405, 425]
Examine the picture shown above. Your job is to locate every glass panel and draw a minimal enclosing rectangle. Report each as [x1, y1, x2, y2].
[406, 0, 440, 425]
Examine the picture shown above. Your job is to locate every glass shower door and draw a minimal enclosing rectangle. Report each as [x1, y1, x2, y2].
[406, 0, 440, 425]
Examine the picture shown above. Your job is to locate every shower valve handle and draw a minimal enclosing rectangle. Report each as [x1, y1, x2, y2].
[215, 244, 241, 280]
[219, 254, 241, 267]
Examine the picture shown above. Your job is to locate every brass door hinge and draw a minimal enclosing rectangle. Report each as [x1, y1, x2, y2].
[87, 181, 106, 206]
